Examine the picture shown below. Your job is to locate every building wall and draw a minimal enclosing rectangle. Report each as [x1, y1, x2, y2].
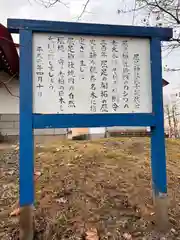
[0, 73, 66, 137]
[0, 114, 67, 136]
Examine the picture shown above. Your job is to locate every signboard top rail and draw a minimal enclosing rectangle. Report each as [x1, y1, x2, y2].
[7, 18, 172, 40]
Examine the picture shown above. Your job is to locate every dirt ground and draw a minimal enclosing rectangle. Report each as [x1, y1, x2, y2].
[1, 137, 180, 239]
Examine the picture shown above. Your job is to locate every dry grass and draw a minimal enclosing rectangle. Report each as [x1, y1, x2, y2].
[1, 137, 180, 239]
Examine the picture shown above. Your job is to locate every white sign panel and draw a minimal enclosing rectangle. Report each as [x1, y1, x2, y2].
[33, 33, 152, 114]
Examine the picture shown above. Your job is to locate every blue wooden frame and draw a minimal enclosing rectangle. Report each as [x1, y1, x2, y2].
[8, 18, 172, 207]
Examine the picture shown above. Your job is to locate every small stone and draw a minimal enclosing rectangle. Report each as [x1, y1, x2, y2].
[171, 228, 178, 236]
[7, 170, 15, 175]
[123, 233, 132, 240]
[107, 232, 112, 237]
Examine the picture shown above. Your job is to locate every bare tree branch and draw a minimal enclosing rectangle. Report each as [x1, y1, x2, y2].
[34, 0, 69, 8]
[117, 4, 146, 14]
[132, 0, 137, 25]
[148, 0, 180, 23]
[164, 66, 180, 71]
[0, 73, 19, 98]
[76, 0, 91, 21]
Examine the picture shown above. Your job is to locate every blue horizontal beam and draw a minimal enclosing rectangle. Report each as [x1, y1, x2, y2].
[33, 113, 155, 129]
[7, 19, 172, 40]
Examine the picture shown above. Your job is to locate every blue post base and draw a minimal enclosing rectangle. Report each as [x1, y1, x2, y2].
[151, 125, 168, 231]
[20, 205, 34, 240]
[153, 192, 169, 231]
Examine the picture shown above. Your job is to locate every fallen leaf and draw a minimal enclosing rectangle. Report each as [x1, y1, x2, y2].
[38, 152, 44, 157]
[10, 207, 20, 217]
[85, 228, 99, 240]
[34, 171, 42, 177]
[56, 197, 67, 204]
[123, 233, 132, 240]
[7, 170, 15, 176]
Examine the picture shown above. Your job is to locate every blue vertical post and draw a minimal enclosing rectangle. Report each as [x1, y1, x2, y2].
[150, 38, 168, 229]
[19, 29, 34, 240]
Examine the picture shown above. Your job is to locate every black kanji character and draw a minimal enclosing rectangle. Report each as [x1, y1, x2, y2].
[37, 65, 43, 71]
[123, 67, 130, 74]
[37, 92, 42, 97]
[68, 53, 75, 59]
[90, 66, 97, 74]
[91, 84, 96, 91]
[123, 97, 128, 102]
[68, 61, 75, 69]
[112, 46, 118, 53]
[58, 59, 64, 66]
[90, 75, 96, 82]
[58, 78, 65, 85]
[122, 53, 129, 60]
[101, 60, 107, 67]
[102, 76, 108, 82]
[36, 83, 44, 89]
[80, 45, 85, 52]
[112, 95, 116, 102]
[89, 51, 97, 58]
[90, 39, 96, 45]
[123, 91, 128, 97]
[90, 105, 96, 112]
[37, 53, 43, 60]
[68, 100, 75, 108]
[68, 45, 75, 54]
[49, 72, 54, 78]
[101, 68, 107, 76]
[90, 59, 96, 66]
[69, 85, 75, 91]
[124, 85, 129, 91]
[91, 92, 97, 99]
[59, 97, 65, 104]
[59, 105, 64, 112]
[101, 90, 108, 98]
[38, 76, 43, 82]
[59, 91, 64, 97]
[124, 104, 129, 109]
[112, 53, 118, 59]
[68, 69, 75, 76]
[101, 51, 107, 58]
[49, 84, 54, 90]
[100, 101, 108, 112]
[101, 82, 108, 89]
[58, 44, 65, 52]
[57, 37, 65, 44]
[36, 72, 44, 76]
[36, 46, 43, 52]
[112, 102, 119, 111]
[69, 93, 74, 99]
[48, 36, 53, 40]
[68, 77, 75, 84]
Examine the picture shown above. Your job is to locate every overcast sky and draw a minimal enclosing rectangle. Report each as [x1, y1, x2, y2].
[0, 0, 179, 98]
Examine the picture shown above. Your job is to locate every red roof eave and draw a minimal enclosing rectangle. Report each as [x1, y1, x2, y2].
[0, 24, 19, 76]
